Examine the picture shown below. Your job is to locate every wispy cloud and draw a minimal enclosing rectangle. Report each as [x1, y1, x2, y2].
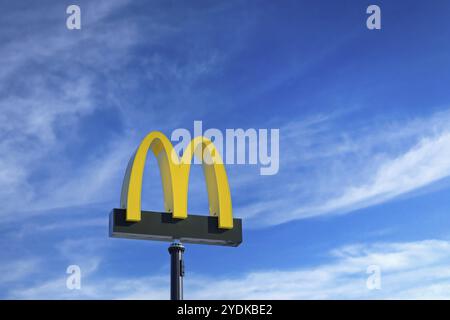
[235, 109, 450, 226]
[187, 239, 450, 299]
[0, 0, 139, 216]
[0, 259, 41, 285]
[285, 130, 450, 221]
[8, 238, 450, 299]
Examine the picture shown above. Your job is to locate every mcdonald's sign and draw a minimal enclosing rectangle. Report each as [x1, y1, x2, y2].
[109, 131, 243, 246]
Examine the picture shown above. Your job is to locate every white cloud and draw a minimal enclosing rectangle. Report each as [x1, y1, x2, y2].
[0, 259, 40, 285]
[8, 238, 450, 299]
[185, 239, 450, 300]
[290, 131, 450, 220]
[0, 0, 139, 216]
[236, 110, 450, 226]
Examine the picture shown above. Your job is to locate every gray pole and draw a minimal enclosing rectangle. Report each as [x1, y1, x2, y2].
[168, 241, 185, 300]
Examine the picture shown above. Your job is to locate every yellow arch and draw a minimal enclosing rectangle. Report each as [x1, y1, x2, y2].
[120, 131, 233, 229]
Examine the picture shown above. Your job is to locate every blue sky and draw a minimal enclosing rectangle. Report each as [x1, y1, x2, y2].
[1, 0, 450, 299]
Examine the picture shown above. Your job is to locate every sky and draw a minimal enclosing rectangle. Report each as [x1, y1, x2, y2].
[1, 0, 450, 299]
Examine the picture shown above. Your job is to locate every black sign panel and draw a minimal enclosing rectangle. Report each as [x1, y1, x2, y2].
[109, 208, 243, 247]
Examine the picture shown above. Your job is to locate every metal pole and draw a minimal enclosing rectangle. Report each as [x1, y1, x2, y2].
[168, 241, 185, 300]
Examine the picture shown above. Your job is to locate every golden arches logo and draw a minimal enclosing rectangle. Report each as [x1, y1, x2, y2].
[120, 131, 233, 229]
